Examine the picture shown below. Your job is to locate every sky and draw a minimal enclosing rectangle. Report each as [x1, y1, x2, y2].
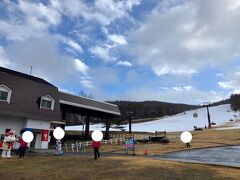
[0, 0, 240, 105]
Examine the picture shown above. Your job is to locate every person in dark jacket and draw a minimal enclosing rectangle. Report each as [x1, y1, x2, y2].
[92, 141, 101, 159]
[17, 137, 28, 158]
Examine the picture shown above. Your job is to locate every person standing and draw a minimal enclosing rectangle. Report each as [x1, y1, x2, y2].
[186, 142, 191, 148]
[92, 140, 101, 159]
[1, 130, 16, 159]
[54, 139, 63, 156]
[17, 137, 28, 158]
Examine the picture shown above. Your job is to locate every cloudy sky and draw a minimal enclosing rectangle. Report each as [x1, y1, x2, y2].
[1, 0, 240, 104]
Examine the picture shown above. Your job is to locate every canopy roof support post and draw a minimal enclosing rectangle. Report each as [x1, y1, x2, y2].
[61, 109, 67, 130]
[104, 119, 110, 140]
[85, 115, 90, 138]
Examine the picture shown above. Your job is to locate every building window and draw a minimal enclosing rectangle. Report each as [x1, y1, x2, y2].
[0, 85, 12, 103]
[40, 95, 55, 111]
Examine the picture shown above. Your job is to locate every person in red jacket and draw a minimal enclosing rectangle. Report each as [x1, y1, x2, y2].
[92, 140, 101, 159]
[17, 137, 28, 158]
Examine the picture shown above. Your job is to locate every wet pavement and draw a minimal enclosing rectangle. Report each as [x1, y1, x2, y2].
[155, 146, 240, 168]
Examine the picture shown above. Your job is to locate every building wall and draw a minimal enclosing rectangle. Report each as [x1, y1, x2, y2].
[0, 114, 26, 136]
[0, 114, 51, 149]
[0, 114, 26, 149]
[26, 118, 50, 149]
[26, 118, 50, 130]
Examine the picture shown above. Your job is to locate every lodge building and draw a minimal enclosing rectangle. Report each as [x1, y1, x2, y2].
[0, 67, 120, 149]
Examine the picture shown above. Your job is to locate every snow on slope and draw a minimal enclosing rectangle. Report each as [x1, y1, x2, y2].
[66, 124, 121, 132]
[124, 104, 239, 132]
[66, 104, 240, 132]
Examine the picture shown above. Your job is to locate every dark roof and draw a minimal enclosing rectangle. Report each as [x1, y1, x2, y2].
[0, 66, 55, 87]
[0, 67, 61, 121]
[59, 91, 121, 116]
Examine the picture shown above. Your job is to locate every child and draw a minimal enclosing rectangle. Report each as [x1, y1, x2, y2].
[54, 139, 63, 156]
[17, 137, 28, 158]
[92, 140, 101, 159]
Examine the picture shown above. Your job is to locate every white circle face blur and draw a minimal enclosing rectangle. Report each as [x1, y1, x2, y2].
[180, 131, 192, 143]
[22, 131, 34, 143]
[53, 127, 65, 140]
[91, 130, 103, 142]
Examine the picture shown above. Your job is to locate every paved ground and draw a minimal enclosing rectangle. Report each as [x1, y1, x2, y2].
[156, 145, 240, 168]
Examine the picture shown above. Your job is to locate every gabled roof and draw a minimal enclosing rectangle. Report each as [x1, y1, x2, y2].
[0, 66, 56, 87]
[59, 91, 121, 116]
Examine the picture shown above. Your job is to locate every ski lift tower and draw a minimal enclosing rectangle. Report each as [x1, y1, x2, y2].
[203, 102, 212, 128]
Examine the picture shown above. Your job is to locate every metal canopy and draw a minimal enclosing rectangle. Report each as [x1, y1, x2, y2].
[59, 91, 121, 119]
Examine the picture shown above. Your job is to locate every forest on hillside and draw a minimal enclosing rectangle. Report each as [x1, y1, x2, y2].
[109, 101, 199, 121]
[230, 94, 240, 111]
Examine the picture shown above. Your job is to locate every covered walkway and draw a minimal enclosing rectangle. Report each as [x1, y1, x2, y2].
[59, 91, 121, 139]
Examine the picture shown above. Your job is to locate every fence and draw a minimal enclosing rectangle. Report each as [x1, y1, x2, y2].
[65, 138, 125, 153]
[111, 132, 153, 140]
[65, 134, 181, 152]
[165, 135, 181, 142]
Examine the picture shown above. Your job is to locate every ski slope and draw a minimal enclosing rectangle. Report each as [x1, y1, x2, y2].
[66, 104, 240, 132]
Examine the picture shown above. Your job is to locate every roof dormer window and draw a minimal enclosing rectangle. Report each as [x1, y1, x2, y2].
[0, 85, 12, 103]
[40, 95, 55, 111]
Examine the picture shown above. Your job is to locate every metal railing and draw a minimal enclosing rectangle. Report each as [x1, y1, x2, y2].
[65, 134, 181, 152]
[65, 138, 125, 153]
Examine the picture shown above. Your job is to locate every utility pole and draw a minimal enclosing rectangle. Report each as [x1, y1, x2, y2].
[206, 104, 211, 128]
[129, 111, 133, 134]
[30, 66, 33, 75]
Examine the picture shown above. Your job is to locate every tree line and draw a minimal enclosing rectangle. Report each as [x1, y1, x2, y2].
[230, 94, 240, 111]
[109, 101, 199, 123]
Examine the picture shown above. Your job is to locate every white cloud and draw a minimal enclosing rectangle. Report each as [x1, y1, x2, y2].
[102, 86, 227, 104]
[128, 0, 240, 76]
[89, 67, 120, 86]
[116, 61, 132, 67]
[58, 0, 141, 26]
[0, 46, 11, 67]
[0, 0, 61, 41]
[0, 20, 46, 41]
[183, 85, 193, 90]
[172, 87, 183, 91]
[74, 59, 89, 75]
[216, 73, 224, 77]
[108, 35, 128, 45]
[66, 40, 83, 53]
[171, 85, 193, 91]
[218, 71, 240, 93]
[218, 82, 232, 89]
[159, 87, 169, 91]
[89, 46, 115, 62]
[80, 77, 94, 89]
[18, 0, 61, 26]
[233, 89, 240, 94]
[3, 36, 92, 87]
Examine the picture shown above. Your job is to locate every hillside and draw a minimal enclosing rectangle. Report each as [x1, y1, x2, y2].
[109, 101, 199, 121]
[66, 104, 240, 132]
[122, 104, 239, 132]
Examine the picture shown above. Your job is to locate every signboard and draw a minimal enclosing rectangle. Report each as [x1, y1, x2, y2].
[41, 130, 49, 141]
[125, 136, 135, 155]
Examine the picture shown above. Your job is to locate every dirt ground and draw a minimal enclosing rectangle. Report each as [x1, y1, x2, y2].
[0, 155, 239, 180]
[1, 129, 240, 179]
